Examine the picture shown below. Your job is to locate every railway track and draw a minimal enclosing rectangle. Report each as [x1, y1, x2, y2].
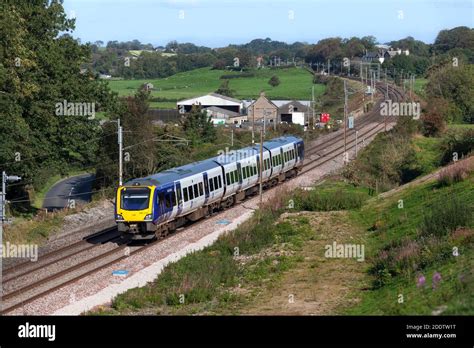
[0, 79, 404, 315]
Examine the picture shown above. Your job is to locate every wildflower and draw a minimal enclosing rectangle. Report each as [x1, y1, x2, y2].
[416, 275, 426, 288]
[432, 272, 442, 289]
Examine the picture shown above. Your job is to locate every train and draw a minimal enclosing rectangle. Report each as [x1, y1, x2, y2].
[115, 136, 304, 239]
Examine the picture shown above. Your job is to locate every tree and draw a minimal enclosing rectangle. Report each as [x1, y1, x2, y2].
[421, 98, 448, 136]
[268, 75, 280, 87]
[425, 64, 474, 123]
[181, 106, 216, 145]
[433, 27, 474, 54]
[0, 1, 116, 201]
[215, 80, 235, 97]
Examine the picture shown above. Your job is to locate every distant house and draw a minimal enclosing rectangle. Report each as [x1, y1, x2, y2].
[98, 73, 112, 79]
[177, 93, 243, 113]
[363, 47, 410, 63]
[247, 92, 278, 124]
[362, 51, 385, 63]
[142, 82, 154, 91]
[278, 100, 310, 124]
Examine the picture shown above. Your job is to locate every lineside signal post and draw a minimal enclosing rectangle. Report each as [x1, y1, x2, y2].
[0, 171, 22, 312]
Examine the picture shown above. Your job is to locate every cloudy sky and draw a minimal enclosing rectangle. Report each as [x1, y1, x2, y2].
[63, 0, 474, 46]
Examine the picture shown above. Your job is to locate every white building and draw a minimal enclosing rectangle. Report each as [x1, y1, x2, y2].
[177, 93, 243, 113]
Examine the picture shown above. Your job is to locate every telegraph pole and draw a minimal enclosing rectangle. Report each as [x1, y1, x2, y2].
[1, 171, 22, 312]
[118, 118, 123, 186]
[344, 79, 348, 153]
[259, 130, 264, 205]
[251, 103, 256, 145]
[312, 85, 316, 129]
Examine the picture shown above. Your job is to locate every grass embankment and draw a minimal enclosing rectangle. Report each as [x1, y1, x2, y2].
[346, 160, 474, 314]
[107, 67, 325, 109]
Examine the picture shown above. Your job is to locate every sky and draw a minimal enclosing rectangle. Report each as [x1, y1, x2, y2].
[63, 0, 474, 47]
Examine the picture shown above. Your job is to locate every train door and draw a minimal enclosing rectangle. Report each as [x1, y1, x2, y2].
[175, 181, 183, 215]
[237, 162, 243, 184]
[158, 183, 175, 222]
[297, 141, 304, 161]
[280, 148, 285, 171]
[203, 172, 209, 204]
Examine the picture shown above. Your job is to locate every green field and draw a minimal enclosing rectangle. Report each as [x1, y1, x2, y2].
[414, 78, 428, 96]
[107, 67, 325, 109]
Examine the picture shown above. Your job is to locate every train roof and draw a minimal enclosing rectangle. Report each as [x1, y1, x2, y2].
[125, 159, 220, 186]
[213, 136, 302, 164]
[124, 136, 303, 186]
[263, 136, 302, 150]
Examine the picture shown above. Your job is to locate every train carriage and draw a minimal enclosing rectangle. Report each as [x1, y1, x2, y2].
[116, 136, 304, 239]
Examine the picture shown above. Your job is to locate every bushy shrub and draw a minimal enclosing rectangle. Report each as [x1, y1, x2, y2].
[420, 194, 472, 237]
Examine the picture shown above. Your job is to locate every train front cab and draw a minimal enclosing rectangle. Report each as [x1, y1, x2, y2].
[116, 185, 156, 236]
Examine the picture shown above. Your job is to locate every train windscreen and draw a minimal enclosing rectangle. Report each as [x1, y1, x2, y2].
[121, 187, 150, 210]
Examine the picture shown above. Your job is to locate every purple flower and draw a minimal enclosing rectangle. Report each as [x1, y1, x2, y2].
[417, 275, 426, 288]
[432, 272, 442, 289]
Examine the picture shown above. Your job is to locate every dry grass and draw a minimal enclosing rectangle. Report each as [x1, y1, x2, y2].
[437, 159, 473, 187]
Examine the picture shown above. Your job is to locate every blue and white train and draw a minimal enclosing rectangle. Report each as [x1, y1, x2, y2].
[115, 136, 304, 239]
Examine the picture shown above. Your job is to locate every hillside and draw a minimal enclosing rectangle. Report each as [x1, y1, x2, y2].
[107, 67, 325, 109]
[93, 129, 473, 316]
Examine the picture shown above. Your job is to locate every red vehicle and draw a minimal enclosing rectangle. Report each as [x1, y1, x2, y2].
[320, 113, 330, 123]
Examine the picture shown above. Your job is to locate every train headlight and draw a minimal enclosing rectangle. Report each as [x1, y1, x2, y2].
[116, 214, 123, 220]
[144, 214, 152, 220]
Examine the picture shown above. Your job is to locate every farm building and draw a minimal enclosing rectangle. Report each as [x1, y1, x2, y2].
[203, 106, 244, 125]
[278, 100, 311, 125]
[246, 92, 278, 124]
[177, 93, 243, 113]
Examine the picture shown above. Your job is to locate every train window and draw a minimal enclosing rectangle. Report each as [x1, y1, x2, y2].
[193, 184, 199, 197]
[165, 194, 172, 208]
[232, 170, 237, 183]
[242, 168, 247, 179]
[213, 177, 218, 189]
[198, 182, 203, 196]
[183, 187, 188, 202]
[158, 192, 164, 206]
[253, 165, 257, 176]
[171, 191, 177, 206]
[189, 186, 194, 199]
[246, 166, 250, 178]
[279, 154, 282, 165]
[226, 173, 230, 185]
[218, 176, 222, 188]
[209, 178, 214, 191]
[176, 187, 182, 203]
